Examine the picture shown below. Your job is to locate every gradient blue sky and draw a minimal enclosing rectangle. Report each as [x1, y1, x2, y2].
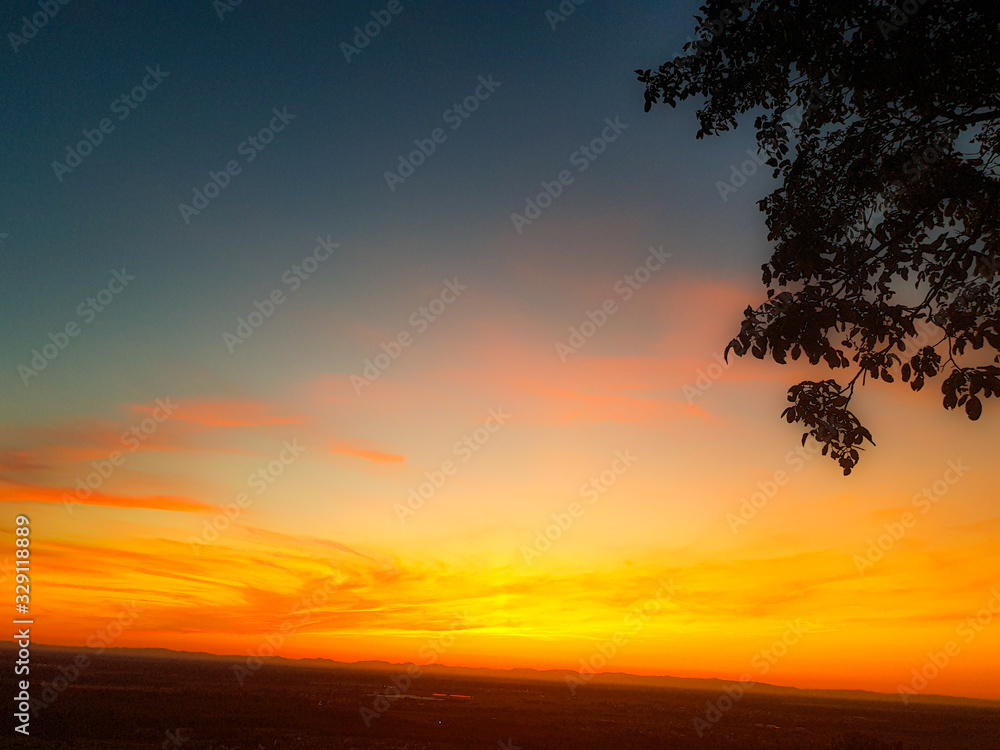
[2, 0, 770, 413]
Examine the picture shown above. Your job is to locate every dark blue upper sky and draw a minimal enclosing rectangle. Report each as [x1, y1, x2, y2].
[1, 0, 770, 415]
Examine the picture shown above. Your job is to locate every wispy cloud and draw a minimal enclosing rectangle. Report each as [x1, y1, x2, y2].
[0, 478, 211, 513]
[329, 442, 405, 465]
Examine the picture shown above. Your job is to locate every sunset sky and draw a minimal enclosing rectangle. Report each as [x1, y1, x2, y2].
[2, 0, 999, 702]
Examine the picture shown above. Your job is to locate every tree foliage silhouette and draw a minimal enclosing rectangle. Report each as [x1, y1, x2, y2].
[639, 0, 1000, 473]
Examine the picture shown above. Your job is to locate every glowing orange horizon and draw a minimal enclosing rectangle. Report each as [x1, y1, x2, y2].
[4, 273, 999, 703]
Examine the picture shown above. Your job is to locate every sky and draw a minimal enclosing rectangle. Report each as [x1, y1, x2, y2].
[2, 0, 999, 702]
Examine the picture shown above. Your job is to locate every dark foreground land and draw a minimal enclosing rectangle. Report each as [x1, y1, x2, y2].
[3, 646, 1000, 749]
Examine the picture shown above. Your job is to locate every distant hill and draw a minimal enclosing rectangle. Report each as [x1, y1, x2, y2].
[3, 641, 997, 709]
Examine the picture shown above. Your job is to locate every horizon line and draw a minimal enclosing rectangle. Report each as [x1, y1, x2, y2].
[6, 640, 999, 708]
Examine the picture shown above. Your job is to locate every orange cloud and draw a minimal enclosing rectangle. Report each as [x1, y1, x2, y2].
[306, 274, 811, 429]
[0, 411, 193, 463]
[0, 478, 211, 513]
[329, 442, 405, 464]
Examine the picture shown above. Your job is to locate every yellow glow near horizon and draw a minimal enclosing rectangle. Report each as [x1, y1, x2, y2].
[4, 272, 1000, 702]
